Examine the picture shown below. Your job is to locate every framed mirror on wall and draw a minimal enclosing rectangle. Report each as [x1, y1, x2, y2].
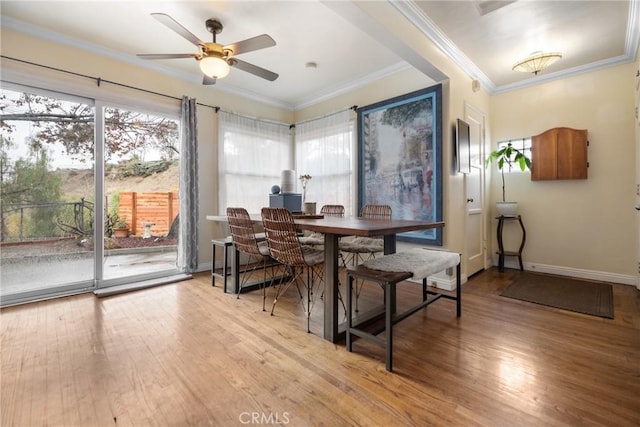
[456, 118, 471, 174]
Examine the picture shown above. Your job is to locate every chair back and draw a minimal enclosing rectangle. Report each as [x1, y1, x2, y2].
[320, 205, 345, 217]
[261, 207, 307, 267]
[360, 204, 392, 219]
[227, 207, 263, 257]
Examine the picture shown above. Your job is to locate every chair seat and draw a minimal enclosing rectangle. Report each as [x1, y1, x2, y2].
[298, 232, 324, 246]
[301, 245, 324, 265]
[257, 240, 271, 257]
[339, 237, 384, 253]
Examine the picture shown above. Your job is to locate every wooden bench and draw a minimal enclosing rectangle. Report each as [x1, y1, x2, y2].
[346, 248, 461, 372]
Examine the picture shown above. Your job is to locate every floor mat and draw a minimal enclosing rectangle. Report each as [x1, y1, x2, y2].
[500, 273, 614, 319]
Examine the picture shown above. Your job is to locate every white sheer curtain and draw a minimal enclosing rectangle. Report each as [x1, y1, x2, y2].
[295, 109, 354, 215]
[218, 110, 291, 214]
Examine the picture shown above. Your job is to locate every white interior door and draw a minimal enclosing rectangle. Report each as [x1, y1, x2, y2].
[464, 104, 486, 276]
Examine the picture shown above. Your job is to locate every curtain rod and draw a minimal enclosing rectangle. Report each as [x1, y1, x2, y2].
[216, 108, 291, 128]
[0, 55, 219, 110]
[291, 105, 357, 128]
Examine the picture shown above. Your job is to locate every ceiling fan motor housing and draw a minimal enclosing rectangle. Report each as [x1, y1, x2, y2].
[205, 19, 224, 37]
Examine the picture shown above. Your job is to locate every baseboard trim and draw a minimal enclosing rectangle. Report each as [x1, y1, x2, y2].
[493, 257, 636, 286]
[94, 273, 192, 297]
[196, 262, 212, 273]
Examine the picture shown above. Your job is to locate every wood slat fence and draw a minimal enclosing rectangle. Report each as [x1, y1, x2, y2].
[118, 192, 178, 236]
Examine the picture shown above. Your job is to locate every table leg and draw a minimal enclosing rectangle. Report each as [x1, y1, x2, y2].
[384, 234, 398, 312]
[383, 234, 396, 255]
[323, 233, 339, 342]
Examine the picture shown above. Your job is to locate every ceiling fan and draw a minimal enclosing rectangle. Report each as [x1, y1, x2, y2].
[137, 13, 278, 85]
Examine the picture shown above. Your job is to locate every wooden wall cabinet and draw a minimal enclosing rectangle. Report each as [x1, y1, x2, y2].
[531, 127, 588, 181]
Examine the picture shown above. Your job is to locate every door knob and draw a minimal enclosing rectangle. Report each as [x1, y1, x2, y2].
[467, 198, 474, 203]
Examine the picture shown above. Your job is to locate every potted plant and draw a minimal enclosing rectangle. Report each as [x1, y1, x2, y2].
[485, 142, 532, 216]
[111, 214, 130, 238]
[299, 174, 312, 203]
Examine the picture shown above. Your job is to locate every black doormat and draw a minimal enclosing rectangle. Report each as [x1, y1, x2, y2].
[500, 273, 614, 319]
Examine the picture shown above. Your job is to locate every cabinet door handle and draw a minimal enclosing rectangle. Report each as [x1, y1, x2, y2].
[467, 198, 474, 203]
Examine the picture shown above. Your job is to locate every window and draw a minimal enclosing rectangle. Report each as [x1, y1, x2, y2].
[295, 110, 353, 215]
[217, 109, 353, 215]
[218, 111, 291, 214]
[496, 138, 532, 173]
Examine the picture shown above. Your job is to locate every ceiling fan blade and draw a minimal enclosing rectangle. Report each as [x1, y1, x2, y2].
[151, 13, 205, 47]
[203, 75, 217, 85]
[137, 53, 197, 60]
[224, 34, 276, 56]
[230, 58, 278, 81]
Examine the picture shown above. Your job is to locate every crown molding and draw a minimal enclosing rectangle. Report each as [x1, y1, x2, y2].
[625, 0, 640, 58]
[390, 1, 496, 93]
[391, 0, 639, 95]
[293, 61, 413, 110]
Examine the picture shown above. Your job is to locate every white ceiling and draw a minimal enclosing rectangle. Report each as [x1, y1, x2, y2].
[1, 1, 638, 110]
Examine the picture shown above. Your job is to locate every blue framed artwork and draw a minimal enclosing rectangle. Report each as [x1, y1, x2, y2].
[357, 84, 443, 246]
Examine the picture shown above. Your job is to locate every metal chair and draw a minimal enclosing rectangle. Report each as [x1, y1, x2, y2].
[339, 204, 391, 311]
[261, 207, 325, 333]
[320, 204, 346, 216]
[227, 207, 280, 311]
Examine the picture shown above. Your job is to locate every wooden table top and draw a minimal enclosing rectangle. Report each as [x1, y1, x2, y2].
[207, 214, 444, 237]
[292, 216, 444, 236]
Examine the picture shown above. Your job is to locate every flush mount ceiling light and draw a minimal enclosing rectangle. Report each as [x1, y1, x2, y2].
[199, 56, 230, 79]
[512, 51, 563, 75]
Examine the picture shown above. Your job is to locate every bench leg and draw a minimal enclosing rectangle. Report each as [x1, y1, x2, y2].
[346, 274, 353, 352]
[385, 282, 394, 372]
[223, 243, 230, 293]
[211, 241, 217, 287]
[456, 262, 461, 317]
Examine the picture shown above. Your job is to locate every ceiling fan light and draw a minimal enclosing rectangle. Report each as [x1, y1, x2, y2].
[512, 51, 562, 75]
[199, 56, 230, 79]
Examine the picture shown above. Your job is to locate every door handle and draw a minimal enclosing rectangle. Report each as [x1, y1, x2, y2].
[467, 198, 474, 203]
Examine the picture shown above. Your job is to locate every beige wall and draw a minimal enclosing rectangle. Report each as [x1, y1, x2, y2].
[490, 64, 637, 282]
[2, 23, 636, 284]
[295, 0, 493, 281]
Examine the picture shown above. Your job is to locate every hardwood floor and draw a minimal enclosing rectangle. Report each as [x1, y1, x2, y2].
[1, 268, 639, 426]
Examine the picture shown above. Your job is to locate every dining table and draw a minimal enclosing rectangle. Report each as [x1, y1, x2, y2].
[206, 213, 445, 343]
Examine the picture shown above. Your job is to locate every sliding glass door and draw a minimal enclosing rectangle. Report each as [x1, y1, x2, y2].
[101, 105, 180, 282]
[0, 86, 96, 303]
[0, 85, 182, 305]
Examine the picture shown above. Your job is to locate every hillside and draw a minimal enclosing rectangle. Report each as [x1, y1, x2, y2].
[55, 162, 179, 199]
